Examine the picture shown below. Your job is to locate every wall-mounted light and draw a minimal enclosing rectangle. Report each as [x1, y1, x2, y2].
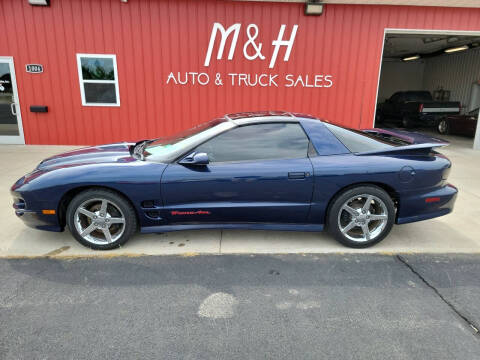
[402, 55, 421, 62]
[444, 45, 469, 53]
[305, 1, 323, 16]
[28, 0, 50, 5]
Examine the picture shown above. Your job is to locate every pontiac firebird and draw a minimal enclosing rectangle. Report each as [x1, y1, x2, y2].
[11, 112, 457, 250]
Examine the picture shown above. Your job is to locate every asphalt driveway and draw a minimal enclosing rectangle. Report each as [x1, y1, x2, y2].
[1, 254, 479, 359]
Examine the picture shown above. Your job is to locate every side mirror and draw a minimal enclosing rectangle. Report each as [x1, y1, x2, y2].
[179, 152, 209, 166]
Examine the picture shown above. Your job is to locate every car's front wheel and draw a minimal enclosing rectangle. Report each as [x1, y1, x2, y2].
[327, 186, 395, 248]
[66, 189, 137, 250]
[401, 116, 412, 128]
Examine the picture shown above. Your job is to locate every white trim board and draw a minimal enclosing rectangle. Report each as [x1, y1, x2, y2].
[235, 0, 480, 8]
[0, 56, 25, 145]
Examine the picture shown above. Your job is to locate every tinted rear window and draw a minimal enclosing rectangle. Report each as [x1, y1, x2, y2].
[404, 91, 433, 102]
[324, 123, 403, 153]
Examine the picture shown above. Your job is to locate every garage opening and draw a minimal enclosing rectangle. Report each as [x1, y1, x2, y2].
[375, 30, 480, 150]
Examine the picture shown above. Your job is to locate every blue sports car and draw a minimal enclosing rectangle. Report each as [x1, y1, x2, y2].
[11, 111, 457, 250]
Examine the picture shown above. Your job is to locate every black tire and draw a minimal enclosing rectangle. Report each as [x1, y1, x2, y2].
[327, 185, 395, 248]
[66, 188, 137, 250]
[375, 110, 383, 124]
[401, 116, 412, 128]
[437, 118, 450, 135]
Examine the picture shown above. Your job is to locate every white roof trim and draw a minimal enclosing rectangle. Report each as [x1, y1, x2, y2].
[234, 0, 480, 8]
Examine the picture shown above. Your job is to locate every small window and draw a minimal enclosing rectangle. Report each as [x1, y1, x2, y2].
[76, 54, 120, 106]
[324, 123, 397, 153]
[195, 123, 310, 163]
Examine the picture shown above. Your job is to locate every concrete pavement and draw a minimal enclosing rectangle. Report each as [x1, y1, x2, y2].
[1, 133, 480, 257]
[1, 254, 479, 359]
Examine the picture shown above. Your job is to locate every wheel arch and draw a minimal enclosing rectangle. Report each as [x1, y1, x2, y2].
[324, 182, 399, 227]
[57, 185, 140, 228]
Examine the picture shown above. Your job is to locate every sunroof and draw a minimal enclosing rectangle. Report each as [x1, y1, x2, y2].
[225, 111, 293, 120]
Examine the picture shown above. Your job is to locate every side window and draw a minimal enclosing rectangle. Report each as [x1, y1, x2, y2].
[195, 123, 310, 163]
[390, 93, 400, 103]
[76, 54, 120, 106]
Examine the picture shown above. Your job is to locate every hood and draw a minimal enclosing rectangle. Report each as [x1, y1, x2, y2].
[36, 142, 137, 170]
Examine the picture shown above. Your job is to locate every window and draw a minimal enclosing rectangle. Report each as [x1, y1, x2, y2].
[390, 92, 401, 103]
[324, 123, 402, 153]
[404, 91, 433, 102]
[76, 54, 120, 106]
[195, 123, 310, 163]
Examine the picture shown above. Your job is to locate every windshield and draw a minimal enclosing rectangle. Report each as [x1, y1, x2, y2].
[144, 118, 234, 162]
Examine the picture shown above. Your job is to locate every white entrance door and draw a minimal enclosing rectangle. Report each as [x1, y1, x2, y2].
[0, 57, 25, 144]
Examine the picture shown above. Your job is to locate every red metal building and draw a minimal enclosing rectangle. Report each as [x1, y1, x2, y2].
[1, 0, 480, 145]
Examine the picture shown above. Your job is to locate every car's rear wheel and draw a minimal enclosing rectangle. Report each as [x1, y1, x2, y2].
[327, 186, 395, 248]
[437, 118, 450, 135]
[66, 189, 137, 250]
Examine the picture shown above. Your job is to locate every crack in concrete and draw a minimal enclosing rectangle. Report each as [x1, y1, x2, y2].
[43, 246, 70, 257]
[219, 229, 223, 254]
[396, 255, 480, 339]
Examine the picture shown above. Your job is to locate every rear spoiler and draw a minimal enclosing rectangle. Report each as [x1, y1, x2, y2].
[362, 128, 449, 145]
[356, 142, 448, 156]
[357, 128, 449, 156]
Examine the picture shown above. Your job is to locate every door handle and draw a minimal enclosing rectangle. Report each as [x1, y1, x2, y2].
[288, 172, 306, 179]
[10, 103, 17, 116]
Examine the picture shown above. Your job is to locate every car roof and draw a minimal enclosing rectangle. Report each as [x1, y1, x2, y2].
[224, 111, 320, 126]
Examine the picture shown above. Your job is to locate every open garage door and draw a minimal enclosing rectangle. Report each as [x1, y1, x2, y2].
[375, 30, 480, 150]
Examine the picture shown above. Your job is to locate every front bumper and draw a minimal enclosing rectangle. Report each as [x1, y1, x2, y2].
[396, 184, 458, 225]
[12, 192, 63, 232]
[410, 114, 441, 127]
[415, 113, 458, 126]
[13, 209, 63, 232]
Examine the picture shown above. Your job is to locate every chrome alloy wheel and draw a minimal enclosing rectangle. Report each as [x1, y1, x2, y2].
[337, 194, 388, 243]
[438, 120, 447, 134]
[74, 198, 126, 245]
